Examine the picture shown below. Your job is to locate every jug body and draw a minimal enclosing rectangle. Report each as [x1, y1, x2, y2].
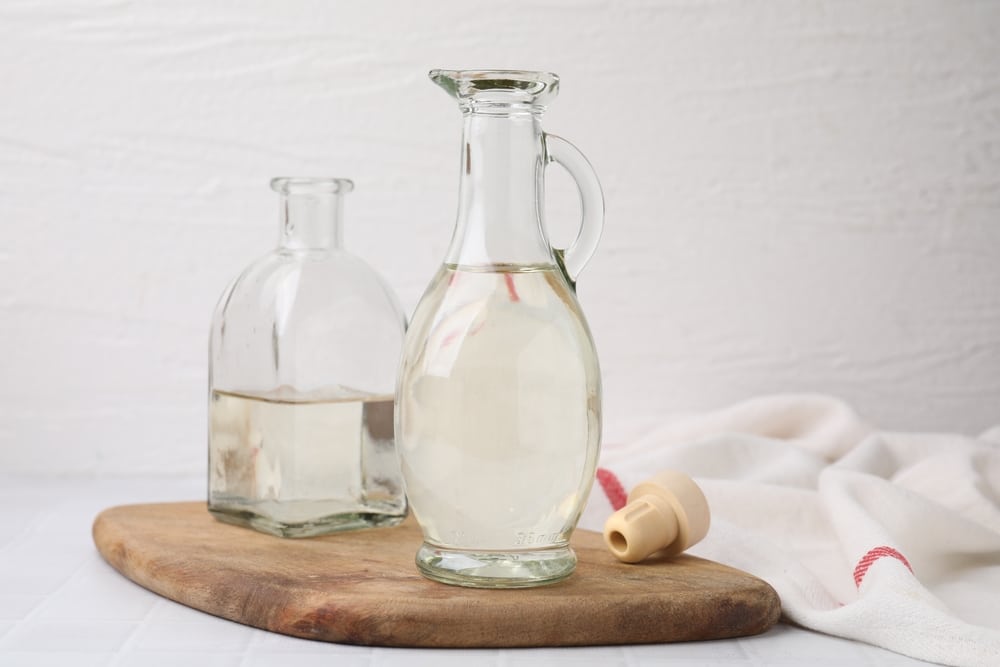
[397, 70, 604, 587]
[209, 178, 407, 537]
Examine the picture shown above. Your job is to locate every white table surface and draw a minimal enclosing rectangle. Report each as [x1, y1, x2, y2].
[0, 475, 933, 667]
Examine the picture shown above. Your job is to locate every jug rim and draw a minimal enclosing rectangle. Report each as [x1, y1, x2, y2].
[429, 69, 560, 109]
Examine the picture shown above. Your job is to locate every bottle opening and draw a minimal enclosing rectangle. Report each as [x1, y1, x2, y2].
[270, 177, 354, 196]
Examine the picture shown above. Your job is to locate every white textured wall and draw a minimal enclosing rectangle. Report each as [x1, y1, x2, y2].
[2, 1, 998, 474]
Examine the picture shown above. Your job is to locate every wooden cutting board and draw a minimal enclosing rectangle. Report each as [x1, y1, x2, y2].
[92, 502, 780, 648]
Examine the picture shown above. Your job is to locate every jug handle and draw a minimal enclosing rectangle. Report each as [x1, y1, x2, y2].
[544, 133, 605, 289]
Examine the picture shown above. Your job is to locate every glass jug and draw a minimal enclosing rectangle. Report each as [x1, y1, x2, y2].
[208, 177, 407, 537]
[396, 70, 604, 587]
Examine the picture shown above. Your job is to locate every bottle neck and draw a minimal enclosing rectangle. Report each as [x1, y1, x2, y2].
[279, 193, 344, 251]
[446, 110, 554, 267]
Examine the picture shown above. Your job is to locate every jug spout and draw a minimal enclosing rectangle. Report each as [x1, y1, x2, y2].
[429, 69, 560, 112]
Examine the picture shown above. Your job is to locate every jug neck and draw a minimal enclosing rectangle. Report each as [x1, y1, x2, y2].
[446, 110, 553, 268]
[271, 177, 354, 251]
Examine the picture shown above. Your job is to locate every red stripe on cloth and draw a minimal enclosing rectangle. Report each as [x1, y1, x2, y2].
[596, 467, 628, 511]
[853, 546, 913, 587]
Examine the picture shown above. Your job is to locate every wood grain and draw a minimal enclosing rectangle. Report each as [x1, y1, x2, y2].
[92, 502, 780, 648]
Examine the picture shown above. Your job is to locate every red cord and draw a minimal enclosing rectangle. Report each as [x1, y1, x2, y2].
[596, 467, 628, 511]
[503, 273, 520, 302]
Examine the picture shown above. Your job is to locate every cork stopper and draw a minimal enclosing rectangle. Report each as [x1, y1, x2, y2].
[603, 470, 710, 563]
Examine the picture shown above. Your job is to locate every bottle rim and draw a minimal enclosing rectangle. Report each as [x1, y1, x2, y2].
[270, 177, 354, 196]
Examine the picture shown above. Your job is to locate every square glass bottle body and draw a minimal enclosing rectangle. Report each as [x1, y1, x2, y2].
[208, 178, 407, 537]
[208, 386, 403, 536]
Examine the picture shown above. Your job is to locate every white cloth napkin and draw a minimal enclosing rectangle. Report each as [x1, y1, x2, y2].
[579, 395, 1000, 667]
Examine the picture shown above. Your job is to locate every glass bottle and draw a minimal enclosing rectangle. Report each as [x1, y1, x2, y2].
[208, 177, 407, 537]
[396, 70, 605, 587]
